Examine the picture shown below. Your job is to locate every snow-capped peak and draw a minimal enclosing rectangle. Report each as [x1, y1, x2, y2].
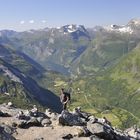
[104, 24, 133, 34]
[61, 24, 87, 34]
[68, 25, 73, 29]
[62, 24, 77, 33]
[128, 19, 140, 26]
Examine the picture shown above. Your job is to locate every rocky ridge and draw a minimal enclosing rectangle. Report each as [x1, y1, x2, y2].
[0, 103, 140, 140]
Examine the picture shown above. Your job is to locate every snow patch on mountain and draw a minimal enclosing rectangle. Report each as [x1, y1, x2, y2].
[104, 24, 133, 34]
[61, 24, 87, 34]
[118, 26, 132, 33]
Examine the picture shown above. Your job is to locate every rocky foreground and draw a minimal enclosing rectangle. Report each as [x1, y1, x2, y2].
[0, 103, 140, 140]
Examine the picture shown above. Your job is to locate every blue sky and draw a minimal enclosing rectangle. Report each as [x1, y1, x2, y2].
[0, 0, 140, 31]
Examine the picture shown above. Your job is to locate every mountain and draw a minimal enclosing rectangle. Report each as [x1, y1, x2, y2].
[0, 20, 140, 76]
[71, 30, 140, 75]
[1, 19, 140, 128]
[0, 44, 62, 112]
[0, 24, 91, 75]
[68, 42, 140, 129]
[103, 19, 140, 34]
[105, 43, 140, 117]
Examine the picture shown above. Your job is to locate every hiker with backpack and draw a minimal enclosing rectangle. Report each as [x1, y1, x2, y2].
[60, 88, 71, 110]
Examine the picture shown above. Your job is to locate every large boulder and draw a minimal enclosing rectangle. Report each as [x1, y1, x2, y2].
[125, 127, 140, 140]
[58, 110, 86, 126]
[37, 117, 44, 124]
[17, 117, 41, 128]
[87, 122, 115, 139]
[0, 110, 11, 117]
[26, 117, 41, 128]
[73, 107, 91, 121]
[16, 120, 27, 128]
[87, 121, 130, 140]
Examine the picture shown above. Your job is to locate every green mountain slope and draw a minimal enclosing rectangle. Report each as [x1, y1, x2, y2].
[71, 31, 140, 75]
[108, 43, 140, 116]
[0, 44, 62, 112]
[66, 43, 140, 129]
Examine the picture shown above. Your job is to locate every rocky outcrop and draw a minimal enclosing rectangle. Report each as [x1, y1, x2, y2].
[59, 110, 86, 126]
[87, 122, 112, 139]
[58, 107, 140, 140]
[41, 118, 52, 127]
[0, 110, 11, 117]
[87, 122, 129, 140]
[0, 104, 140, 140]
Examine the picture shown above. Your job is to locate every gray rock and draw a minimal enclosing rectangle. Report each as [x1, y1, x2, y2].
[73, 107, 91, 121]
[26, 117, 41, 127]
[17, 120, 27, 128]
[136, 132, 140, 140]
[59, 110, 86, 126]
[41, 118, 52, 127]
[88, 116, 98, 123]
[50, 113, 59, 121]
[87, 122, 115, 140]
[37, 117, 44, 123]
[87, 122, 130, 140]
[0, 110, 11, 117]
[62, 133, 73, 139]
[37, 112, 48, 118]
[17, 118, 41, 129]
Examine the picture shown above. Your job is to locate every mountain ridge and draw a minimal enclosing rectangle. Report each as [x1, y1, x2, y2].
[1, 19, 140, 128]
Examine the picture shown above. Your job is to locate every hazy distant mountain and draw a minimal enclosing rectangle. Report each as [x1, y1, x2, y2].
[0, 20, 139, 76]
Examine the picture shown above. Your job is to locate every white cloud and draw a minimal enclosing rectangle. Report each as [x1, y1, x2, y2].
[41, 20, 47, 23]
[29, 20, 34, 24]
[20, 20, 25, 24]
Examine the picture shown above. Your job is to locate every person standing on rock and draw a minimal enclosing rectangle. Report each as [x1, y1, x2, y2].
[60, 88, 71, 110]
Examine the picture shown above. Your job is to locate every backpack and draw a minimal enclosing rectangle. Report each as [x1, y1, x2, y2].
[64, 92, 71, 101]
